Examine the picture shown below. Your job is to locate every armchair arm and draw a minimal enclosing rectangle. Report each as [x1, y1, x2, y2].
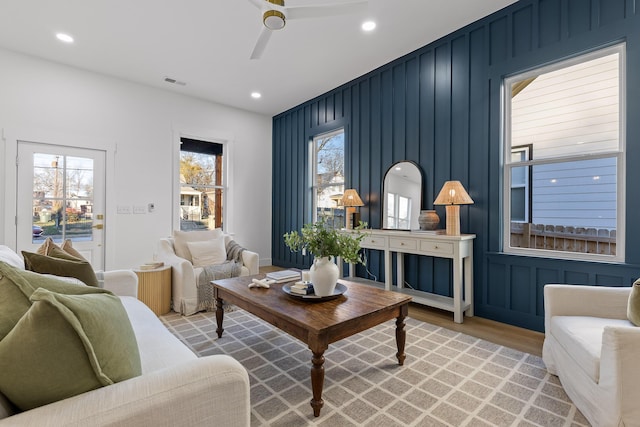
[156, 239, 197, 313]
[101, 270, 138, 298]
[600, 325, 640, 424]
[241, 250, 259, 275]
[544, 284, 630, 333]
[1, 355, 250, 427]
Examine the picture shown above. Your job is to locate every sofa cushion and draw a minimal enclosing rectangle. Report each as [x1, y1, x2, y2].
[187, 237, 227, 268]
[0, 246, 23, 269]
[0, 261, 111, 340]
[0, 288, 141, 411]
[172, 229, 223, 263]
[550, 315, 633, 382]
[628, 280, 640, 326]
[119, 297, 197, 373]
[22, 248, 99, 287]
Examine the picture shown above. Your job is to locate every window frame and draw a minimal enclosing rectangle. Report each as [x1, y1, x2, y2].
[502, 43, 626, 262]
[510, 144, 532, 223]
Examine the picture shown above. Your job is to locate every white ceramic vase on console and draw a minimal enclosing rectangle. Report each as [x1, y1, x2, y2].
[310, 256, 339, 296]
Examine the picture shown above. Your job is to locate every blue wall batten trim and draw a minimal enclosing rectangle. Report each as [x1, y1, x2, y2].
[272, 0, 640, 332]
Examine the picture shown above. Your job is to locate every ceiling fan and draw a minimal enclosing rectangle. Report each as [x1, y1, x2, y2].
[248, 0, 368, 60]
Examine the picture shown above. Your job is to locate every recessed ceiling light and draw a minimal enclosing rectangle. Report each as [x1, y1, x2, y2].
[251, 92, 262, 99]
[362, 21, 376, 32]
[56, 33, 74, 43]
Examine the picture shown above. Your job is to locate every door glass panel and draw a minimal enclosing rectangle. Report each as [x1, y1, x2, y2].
[32, 153, 94, 244]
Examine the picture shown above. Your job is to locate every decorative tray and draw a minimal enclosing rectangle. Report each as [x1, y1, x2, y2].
[282, 283, 347, 302]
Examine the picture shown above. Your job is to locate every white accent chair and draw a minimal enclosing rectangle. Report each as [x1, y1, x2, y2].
[543, 284, 640, 427]
[157, 231, 259, 315]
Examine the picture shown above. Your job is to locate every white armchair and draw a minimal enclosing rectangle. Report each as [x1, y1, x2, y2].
[543, 284, 640, 427]
[157, 233, 258, 315]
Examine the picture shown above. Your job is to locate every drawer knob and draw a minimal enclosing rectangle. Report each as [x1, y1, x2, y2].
[434, 245, 439, 249]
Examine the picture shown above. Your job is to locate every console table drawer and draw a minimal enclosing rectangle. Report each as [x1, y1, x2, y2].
[420, 241, 454, 255]
[389, 238, 417, 251]
[362, 236, 387, 248]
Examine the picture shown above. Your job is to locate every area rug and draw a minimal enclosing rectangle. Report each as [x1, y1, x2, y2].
[160, 310, 590, 427]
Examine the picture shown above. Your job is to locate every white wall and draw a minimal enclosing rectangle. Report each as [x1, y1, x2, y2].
[0, 48, 272, 269]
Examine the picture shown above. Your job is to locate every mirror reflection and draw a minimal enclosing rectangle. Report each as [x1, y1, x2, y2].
[382, 161, 423, 230]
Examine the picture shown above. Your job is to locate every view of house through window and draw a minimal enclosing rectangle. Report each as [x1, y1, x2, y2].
[504, 45, 624, 260]
[179, 138, 224, 231]
[312, 129, 345, 228]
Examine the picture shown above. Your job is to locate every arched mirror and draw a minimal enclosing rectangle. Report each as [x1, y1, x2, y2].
[382, 161, 423, 230]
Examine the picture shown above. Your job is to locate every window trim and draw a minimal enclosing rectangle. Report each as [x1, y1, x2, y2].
[501, 43, 626, 262]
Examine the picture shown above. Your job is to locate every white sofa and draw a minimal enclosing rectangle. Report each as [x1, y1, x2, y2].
[157, 234, 259, 315]
[543, 284, 640, 427]
[0, 245, 250, 426]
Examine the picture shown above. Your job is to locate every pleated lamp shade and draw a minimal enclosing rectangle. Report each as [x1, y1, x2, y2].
[342, 189, 364, 207]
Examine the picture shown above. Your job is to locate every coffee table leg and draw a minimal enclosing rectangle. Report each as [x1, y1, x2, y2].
[310, 351, 325, 417]
[395, 304, 408, 366]
[215, 296, 224, 338]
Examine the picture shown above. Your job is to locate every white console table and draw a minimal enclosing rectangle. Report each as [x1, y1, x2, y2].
[339, 229, 476, 323]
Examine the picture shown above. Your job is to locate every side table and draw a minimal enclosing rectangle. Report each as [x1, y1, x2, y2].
[134, 265, 172, 316]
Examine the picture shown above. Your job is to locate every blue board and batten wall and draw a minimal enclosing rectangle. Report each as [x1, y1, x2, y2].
[271, 0, 640, 332]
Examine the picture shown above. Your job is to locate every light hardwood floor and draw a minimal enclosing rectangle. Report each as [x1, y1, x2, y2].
[260, 266, 544, 356]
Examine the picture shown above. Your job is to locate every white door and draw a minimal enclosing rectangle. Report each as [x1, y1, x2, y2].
[16, 141, 106, 269]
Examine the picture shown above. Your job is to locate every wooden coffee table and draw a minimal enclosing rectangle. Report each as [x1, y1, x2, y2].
[212, 275, 412, 417]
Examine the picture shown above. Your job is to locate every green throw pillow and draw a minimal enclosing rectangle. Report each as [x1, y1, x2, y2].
[0, 288, 141, 411]
[628, 279, 640, 326]
[0, 261, 111, 340]
[22, 248, 99, 287]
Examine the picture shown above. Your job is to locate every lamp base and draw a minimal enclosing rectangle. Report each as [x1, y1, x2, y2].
[345, 207, 355, 230]
[445, 205, 461, 236]
[351, 212, 361, 229]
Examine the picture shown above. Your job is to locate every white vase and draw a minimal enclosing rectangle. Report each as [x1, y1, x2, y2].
[310, 256, 339, 297]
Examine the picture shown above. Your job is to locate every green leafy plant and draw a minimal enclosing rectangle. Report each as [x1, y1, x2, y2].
[284, 219, 368, 265]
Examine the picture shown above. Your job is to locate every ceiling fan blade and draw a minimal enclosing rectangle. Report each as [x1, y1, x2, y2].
[247, 0, 264, 10]
[250, 27, 273, 60]
[286, 0, 368, 20]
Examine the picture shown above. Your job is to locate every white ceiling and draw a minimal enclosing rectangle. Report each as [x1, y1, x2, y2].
[0, 0, 517, 116]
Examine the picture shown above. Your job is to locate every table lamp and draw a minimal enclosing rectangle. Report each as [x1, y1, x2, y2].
[433, 181, 474, 235]
[342, 189, 364, 229]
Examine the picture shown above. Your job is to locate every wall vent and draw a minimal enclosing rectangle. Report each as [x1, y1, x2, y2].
[163, 77, 186, 86]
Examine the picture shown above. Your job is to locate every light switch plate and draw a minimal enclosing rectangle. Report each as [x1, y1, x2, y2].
[117, 205, 132, 214]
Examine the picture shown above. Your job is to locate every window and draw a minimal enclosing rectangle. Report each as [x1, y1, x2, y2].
[179, 138, 225, 231]
[510, 145, 532, 223]
[386, 193, 411, 229]
[31, 153, 95, 243]
[311, 129, 345, 228]
[503, 44, 624, 261]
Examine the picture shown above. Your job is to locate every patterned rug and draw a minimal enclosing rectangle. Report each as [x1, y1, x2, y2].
[160, 310, 590, 427]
